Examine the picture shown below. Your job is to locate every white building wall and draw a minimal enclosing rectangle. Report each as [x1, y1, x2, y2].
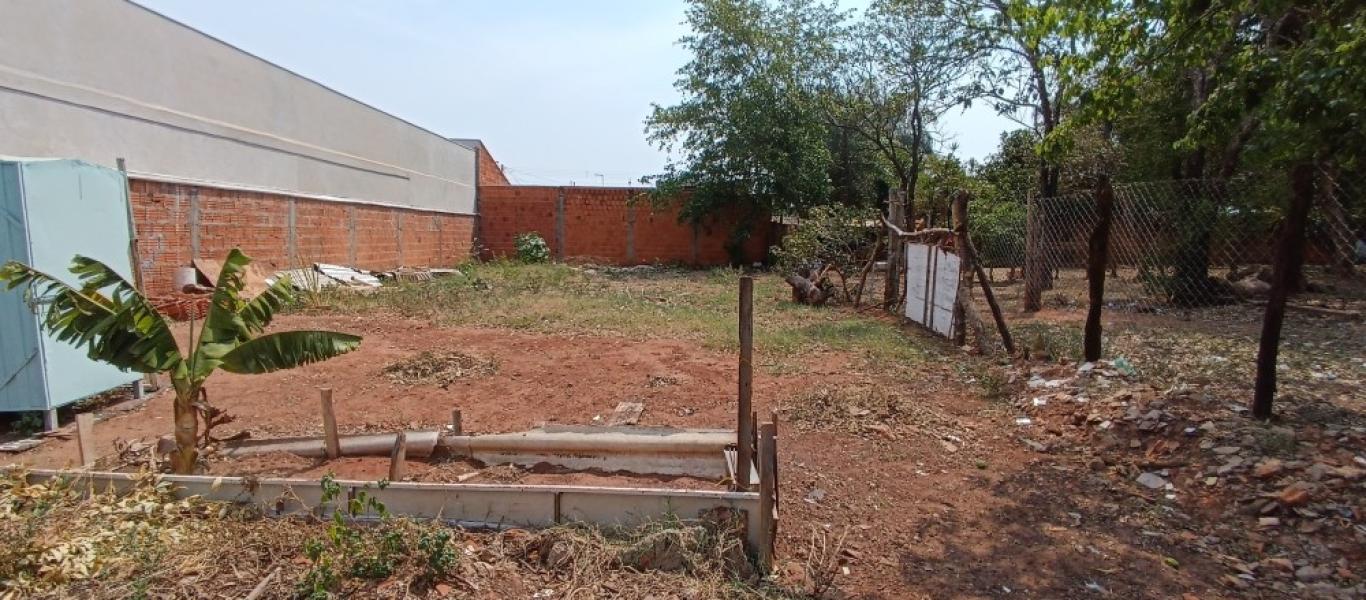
[0, 0, 476, 214]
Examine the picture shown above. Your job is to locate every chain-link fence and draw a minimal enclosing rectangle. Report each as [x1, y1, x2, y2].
[970, 172, 1362, 313]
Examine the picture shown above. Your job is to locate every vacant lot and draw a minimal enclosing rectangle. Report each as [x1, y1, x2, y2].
[8, 262, 1365, 599]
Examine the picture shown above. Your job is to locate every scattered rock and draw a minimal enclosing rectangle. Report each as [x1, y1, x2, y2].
[1294, 565, 1332, 583]
[1136, 472, 1168, 490]
[866, 423, 896, 441]
[804, 488, 826, 505]
[1253, 459, 1284, 479]
[1276, 485, 1312, 508]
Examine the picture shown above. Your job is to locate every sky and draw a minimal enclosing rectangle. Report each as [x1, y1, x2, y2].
[134, 0, 1016, 187]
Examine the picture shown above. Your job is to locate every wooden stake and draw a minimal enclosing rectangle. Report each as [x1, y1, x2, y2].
[319, 388, 340, 460]
[1253, 165, 1315, 419]
[75, 413, 96, 468]
[757, 421, 778, 572]
[770, 409, 780, 511]
[1084, 177, 1116, 362]
[737, 276, 754, 490]
[451, 408, 463, 436]
[388, 431, 407, 481]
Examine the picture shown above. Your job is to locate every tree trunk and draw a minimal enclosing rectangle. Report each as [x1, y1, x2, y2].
[907, 102, 924, 231]
[171, 387, 199, 473]
[1023, 195, 1044, 311]
[1252, 165, 1314, 419]
[1084, 177, 1116, 362]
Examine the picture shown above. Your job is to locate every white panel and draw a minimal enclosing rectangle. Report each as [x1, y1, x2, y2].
[904, 243, 961, 338]
[904, 244, 930, 323]
[930, 249, 961, 337]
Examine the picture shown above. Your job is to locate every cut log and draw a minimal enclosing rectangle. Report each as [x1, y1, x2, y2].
[785, 274, 828, 305]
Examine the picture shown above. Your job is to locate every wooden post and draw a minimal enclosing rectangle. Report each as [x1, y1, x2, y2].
[757, 421, 777, 572]
[451, 409, 463, 436]
[967, 238, 1016, 354]
[1023, 194, 1043, 311]
[319, 388, 340, 460]
[1253, 165, 1315, 419]
[388, 431, 408, 481]
[769, 409, 780, 512]
[1084, 177, 1116, 362]
[75, 413, 96, 468]
[737, 276, 754, 490]
[884, 190, 906, 308]
[952, 192, 971, 346]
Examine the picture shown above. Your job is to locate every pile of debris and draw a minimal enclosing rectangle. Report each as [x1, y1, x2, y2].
[1003, 358, 1366, 598]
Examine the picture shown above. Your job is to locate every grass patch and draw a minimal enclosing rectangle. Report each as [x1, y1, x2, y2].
[310, 261, 928, 366]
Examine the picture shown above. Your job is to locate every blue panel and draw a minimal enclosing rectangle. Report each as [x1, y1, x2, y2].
[0, 162, 45, 411]
[1, 159, 139, 412]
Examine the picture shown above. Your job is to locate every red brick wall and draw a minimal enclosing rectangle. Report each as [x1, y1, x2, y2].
[476, 146, 510, 186]
[129, 179, 475, 297]
[563, 187, 632, 262]
[478, 185, 771, 265]
[477, 186, 559, 258]
[294, 200, 351, 266]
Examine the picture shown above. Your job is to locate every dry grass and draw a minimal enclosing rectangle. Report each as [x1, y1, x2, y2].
[382, 350, 498, 388]
[0, 471, 803, 599]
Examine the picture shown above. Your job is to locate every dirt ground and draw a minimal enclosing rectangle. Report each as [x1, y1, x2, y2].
[5, 266, 1363, 599]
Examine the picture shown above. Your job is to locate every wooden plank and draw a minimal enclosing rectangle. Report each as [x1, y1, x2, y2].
[757, 422, 777, 571]
[319, 388, 340, 460]
[737, 276, 754, 490]
[75, 413, 96, 468]
[389, 431, 407, 481]
[451, 408, 463, 435]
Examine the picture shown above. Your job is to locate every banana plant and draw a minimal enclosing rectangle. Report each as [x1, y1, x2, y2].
[0, 249, 361, 473]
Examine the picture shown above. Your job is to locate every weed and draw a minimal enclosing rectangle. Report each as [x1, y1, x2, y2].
[416, 528, 458, 579]
[515, 232, 551, 263]
[13, 412, 43, 436]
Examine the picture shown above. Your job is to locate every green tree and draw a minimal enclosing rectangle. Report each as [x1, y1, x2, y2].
[827, 0, 974, 224]
[646, 0, 843, 226]
[0, 250, 361, 473]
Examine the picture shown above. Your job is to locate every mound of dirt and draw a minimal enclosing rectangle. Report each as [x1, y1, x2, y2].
[381, 350, 498, 388]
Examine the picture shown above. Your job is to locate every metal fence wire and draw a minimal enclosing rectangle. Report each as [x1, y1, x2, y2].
[971, 172, 1362, 312]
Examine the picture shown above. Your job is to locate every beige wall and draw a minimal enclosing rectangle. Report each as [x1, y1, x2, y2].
[0, 0, 476, 214]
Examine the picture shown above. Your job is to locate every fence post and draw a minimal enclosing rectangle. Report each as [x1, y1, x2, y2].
[884, 189, 906, 309]
[1023, 194, 1043, 311]
[952, 192, 971, 346]
[1252, 165, 1315, 419]
[736, 276, 754, 490]
[319, 388, 340, 460]
[1084, 176, 1116, 362]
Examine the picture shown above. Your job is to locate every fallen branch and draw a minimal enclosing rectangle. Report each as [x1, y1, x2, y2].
[245, 566, 280, 600]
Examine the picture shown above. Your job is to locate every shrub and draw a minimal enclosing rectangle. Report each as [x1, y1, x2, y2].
[770, 204, 879, 302]
[515, 232, 551, 263]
